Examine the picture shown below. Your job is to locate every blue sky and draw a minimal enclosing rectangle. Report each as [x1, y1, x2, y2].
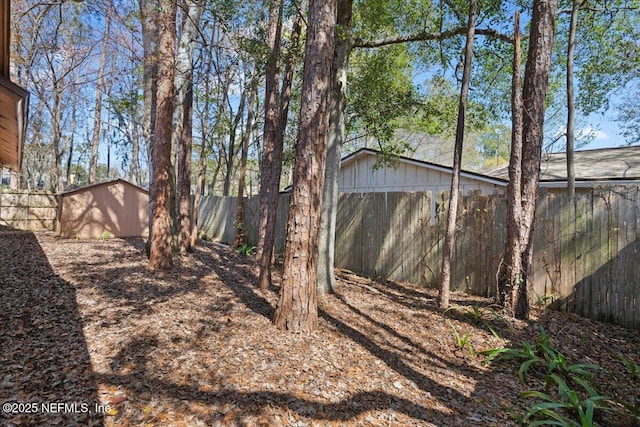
[581, 111, 626, 150]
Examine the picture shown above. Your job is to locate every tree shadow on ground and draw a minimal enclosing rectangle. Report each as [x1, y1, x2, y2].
[52, 235, 218, 317]
[10, 232, 640, 425]
[98, 335, 439, 424]
[336, 269, 522, 341]
[199, 245, 478, 422]
[203, 244, 276, 319]
[46, 238, 453, 424]
[0, 231, 104, 427]
[29, 235, 524, 424]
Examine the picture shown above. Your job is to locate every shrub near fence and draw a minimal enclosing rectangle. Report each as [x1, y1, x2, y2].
[0, 189, 57, 230]
[198, 186, 640, 330]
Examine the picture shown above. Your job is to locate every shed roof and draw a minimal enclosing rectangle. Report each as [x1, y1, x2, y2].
[58, 179, 149, 197]
[488, 145, 640, 182]
[341, 147, 509, 187]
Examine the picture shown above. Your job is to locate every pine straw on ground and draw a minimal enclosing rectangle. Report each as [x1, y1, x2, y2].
[1, 230, 638, 427]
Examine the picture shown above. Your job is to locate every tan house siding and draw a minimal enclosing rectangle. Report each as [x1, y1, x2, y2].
[57, 179, 149, 238]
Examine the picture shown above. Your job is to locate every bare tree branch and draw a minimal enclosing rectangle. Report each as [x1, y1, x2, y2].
[353, 26, 513, 49]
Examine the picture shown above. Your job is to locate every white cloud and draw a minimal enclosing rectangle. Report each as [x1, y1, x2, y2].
[594, 130, 610, 140]
[577, 126, 609, 141]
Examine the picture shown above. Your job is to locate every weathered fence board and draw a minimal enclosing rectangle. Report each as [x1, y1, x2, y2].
[199, 186, 640, 330]
[0, 190, 57, 230]
[198, 195, 237, 243]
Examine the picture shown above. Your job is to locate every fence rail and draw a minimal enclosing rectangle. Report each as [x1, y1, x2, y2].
[198, 186, 640, 330]
[0, 189, 57, 230]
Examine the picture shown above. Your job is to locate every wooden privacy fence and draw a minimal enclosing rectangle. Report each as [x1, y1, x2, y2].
[198, 186, 640, 330]
[334, 191, 507, 296]
[532, 186, 640, 330]
[198, 194, 290, 253]
[0, 189, 57, 230]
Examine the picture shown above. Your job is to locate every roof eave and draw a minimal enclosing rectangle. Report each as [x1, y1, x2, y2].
[57, 178, 150, 197]
[0, 76, 29, 172]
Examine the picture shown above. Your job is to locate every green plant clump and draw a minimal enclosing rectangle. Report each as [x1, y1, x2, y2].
[448, 321, 475, 356]
[620, 357, 640, 379]
[235, 243, 256, 256]
[444, 304, 503, 339]
[481, 327, 640, 426]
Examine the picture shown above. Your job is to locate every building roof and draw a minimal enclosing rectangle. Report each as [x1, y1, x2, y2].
[341, 147, 508, 187]
[57, 179, 149, 197]
[488, 145, 640, 183]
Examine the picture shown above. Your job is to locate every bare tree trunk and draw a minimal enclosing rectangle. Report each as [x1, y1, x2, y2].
[43, 7, 66, 193]
[174, 0, 203, 254]
[499, 11, 524, 306]
[191, 136, 207, 246]
[191, 112, 209, 246]
[439, 0, 477, 310]
[89, 0, 112, 184]
[566, 0, 581, 204]
[208, 150, 223, 194]
[223, 88, 246, 196]
[52, 82, 65, 193]
[140, 0, 159, 252]
[273, 0, 337, 333]
[499, 0, 557, 319]
[191, 78, 212, 246]
[149, 0, 176, 270]
[172, 0, 203, 160]
[141, 4, 158, 170]
[317, 0, 353, 295]
[275, 8, 303, 150]
[176, 80, 193, 253]
[130, 117, 141, 185]
[232, 74, 258, 249]
[106, 139, 111, 179]
[257, 0, 284, 290]
[65, 90, 78, 186]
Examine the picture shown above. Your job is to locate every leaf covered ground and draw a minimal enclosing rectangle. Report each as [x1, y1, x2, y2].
[1, 230, 638, 426]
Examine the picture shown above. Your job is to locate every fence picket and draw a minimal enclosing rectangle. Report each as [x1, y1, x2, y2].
[0, 190, 57, 230]
[198, 187, 640, 330]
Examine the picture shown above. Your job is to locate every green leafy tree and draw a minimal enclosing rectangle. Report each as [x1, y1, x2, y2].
[617, 86, 640, 145]
[347, 44, 421, 149]
[552, 0, 640, 199]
